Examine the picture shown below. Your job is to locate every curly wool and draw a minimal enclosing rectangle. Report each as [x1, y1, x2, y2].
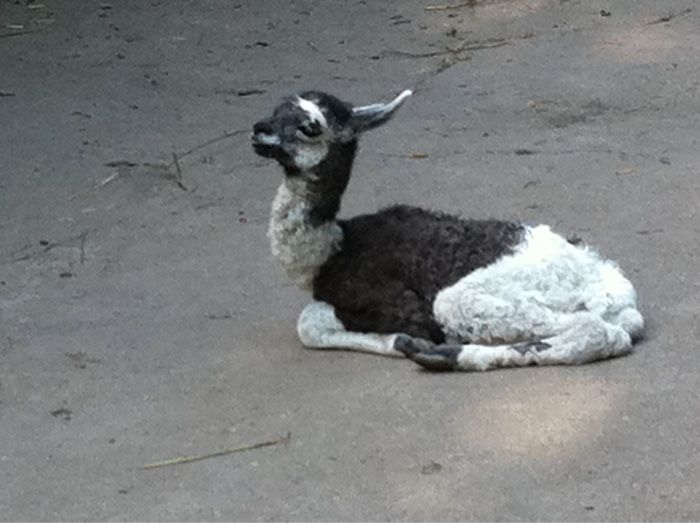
[313, 205, 524, 342]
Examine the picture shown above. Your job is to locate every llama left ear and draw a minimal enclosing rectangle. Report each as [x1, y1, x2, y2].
[349, 89, 412, 134]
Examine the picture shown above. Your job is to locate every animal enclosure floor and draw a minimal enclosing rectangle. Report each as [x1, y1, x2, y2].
[1, 0, 699, 520]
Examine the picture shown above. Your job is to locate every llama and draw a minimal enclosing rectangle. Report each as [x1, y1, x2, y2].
[251, 89, 644, 371]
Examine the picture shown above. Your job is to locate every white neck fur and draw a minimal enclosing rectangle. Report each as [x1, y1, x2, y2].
[267, 177, 343, 290]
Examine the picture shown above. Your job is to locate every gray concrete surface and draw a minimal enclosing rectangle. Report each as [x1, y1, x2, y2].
[1, 0, 699, 520]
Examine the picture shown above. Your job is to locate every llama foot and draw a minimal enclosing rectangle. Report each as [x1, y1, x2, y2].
[393, 334, 435, 358]
[394, 335, 460, 371]
[411, 345, 461, 371]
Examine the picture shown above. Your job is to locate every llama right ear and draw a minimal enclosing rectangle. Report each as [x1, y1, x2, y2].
[348, 89, 412, 134]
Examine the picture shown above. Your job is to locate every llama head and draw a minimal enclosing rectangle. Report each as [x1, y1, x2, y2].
[252, 89, 412, 172]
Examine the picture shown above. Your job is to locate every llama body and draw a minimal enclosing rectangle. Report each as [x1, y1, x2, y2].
[254, 89, 643, 371]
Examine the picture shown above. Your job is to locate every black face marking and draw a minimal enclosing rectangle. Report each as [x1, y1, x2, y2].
[252, 142, 287, 161]
[251, 101, 303, 167]
[299, 120, 322, 138]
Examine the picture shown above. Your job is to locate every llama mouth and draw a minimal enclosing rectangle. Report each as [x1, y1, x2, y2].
[252, 142, 279, 158]
[252, 132, 287, 159]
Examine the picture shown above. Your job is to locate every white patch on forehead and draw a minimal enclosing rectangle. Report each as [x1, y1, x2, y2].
[296, 97, 328, 127]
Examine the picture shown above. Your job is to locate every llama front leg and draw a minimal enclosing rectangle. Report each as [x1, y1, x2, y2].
[297, 301, 406, 357]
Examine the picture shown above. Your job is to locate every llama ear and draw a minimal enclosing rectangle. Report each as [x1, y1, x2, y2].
[349, 89, 412, 134]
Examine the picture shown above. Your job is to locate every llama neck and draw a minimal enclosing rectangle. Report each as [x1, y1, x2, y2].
[267, 140, 357, 290]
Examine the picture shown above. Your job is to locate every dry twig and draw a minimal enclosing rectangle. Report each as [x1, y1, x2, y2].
[0, 30, 36, 38]
[177, 129, 247, 160]
[648, 8, 692, 24]
[171, 152, 187, 191]
[143, 432, 291, 469]
[425, 1, 477, 11]
[385, 38, 507, 59]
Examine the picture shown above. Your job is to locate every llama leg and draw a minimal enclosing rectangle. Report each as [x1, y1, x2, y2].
[608, 307, 644, 341]
[587, 263, 645, 341]
[433, 290, 563, 345]
[397, 313, 633, 371]
[297, 301, 404, 357]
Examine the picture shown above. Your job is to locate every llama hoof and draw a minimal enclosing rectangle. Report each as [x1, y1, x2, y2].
[412, 345, 461, 372]
[511, 340, 551, 355]
[393, 335, 435, 357]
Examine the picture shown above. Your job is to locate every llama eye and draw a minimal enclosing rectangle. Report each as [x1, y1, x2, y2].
[298, 121, 322, 138]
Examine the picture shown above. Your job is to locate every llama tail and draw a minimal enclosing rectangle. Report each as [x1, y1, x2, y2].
[395, 313, 637, 372]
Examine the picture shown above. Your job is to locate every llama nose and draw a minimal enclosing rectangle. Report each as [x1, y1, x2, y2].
[253, 121, 274, 135]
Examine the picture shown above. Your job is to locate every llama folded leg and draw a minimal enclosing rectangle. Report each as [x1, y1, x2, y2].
[297, 301, 404, 357]
[398, 313, 633, 371]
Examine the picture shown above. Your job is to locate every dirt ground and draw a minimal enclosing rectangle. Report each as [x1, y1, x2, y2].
[1, 0, 699, 520]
